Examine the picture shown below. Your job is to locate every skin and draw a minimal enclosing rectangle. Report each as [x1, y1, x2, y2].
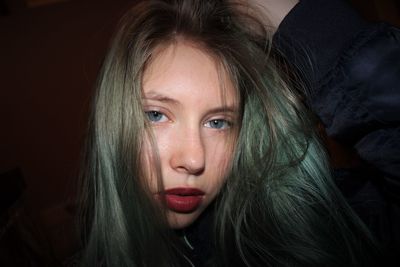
[142, 41, 239, 229]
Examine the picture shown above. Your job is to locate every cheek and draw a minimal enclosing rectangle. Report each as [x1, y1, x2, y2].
[141, 134, 161, 191]
[152, 130, 171, 161]
[140, 129, 176, 191]
[205, 137, 234, 188]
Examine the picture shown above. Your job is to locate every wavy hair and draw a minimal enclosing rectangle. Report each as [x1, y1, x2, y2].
[78, 0, 379, 266]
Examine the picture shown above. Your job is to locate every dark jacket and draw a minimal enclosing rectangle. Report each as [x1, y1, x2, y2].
[273, 0, 400, 262]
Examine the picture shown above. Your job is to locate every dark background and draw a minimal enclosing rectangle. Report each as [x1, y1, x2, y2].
[0, 0, 399, 265]
[0, 0, 133, 265]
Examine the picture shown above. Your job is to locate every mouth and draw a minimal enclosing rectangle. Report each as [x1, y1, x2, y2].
[160, 187, 205, 213]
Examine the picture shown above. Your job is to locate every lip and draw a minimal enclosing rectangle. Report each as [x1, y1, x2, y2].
[160, 187, 205, 213]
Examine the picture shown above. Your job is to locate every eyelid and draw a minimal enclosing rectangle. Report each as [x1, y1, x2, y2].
[143, 106, 172, 123]
[204, 119, 231, 129]
[203, 115, 235, 130]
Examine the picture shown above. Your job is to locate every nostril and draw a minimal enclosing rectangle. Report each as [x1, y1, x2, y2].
[190, 166, 205, 176]
[175, 164, 205, 175]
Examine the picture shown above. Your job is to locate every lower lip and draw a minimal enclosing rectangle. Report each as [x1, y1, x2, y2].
[165, 194, 203, 213]
[161, 188, 204, 213]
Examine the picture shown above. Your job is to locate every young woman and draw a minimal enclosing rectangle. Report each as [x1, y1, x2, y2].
[78, 0, 380, 266]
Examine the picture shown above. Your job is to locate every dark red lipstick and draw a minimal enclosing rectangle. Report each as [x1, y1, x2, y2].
[162, 188, 205, 213]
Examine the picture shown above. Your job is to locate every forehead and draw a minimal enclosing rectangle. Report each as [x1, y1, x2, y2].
[142, 41, 237, 106]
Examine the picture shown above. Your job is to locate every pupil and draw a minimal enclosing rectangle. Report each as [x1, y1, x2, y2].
[212, 120, 222, 128]
[148, 111, 161, 121]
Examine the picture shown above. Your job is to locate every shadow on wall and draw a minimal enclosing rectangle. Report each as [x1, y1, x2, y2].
[0, 0, 133, 265]
[0, 168, 78, 266]
[350, 0, 400, 27]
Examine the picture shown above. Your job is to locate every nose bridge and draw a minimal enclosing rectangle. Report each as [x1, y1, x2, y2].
[171, 122, 205, 174]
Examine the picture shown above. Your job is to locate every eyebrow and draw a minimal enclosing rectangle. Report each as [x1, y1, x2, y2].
[206, 106, 239, 115]
[142, 92, 239, 114]
[142, 93, 180, 106]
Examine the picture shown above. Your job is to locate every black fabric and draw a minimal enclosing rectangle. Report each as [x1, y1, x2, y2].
[273, 0, 400, 263]
[273, 0, 369, 88]
[273, 0, 400, 180]
[177, 205, 215, 267]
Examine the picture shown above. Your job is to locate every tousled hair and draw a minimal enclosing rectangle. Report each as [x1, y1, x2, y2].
[79, 0, 379, 266]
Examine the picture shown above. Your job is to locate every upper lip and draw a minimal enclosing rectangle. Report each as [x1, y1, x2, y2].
[162, 187, 205, 196]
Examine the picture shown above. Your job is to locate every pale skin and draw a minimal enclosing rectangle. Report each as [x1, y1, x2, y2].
[142, 41, 239, 229]
[141, 0, 298, 229]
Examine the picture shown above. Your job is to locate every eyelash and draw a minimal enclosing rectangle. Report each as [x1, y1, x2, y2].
[145, 110, 169, 123]
[144, 110, 232, 130]
[204, 119, 231, 129]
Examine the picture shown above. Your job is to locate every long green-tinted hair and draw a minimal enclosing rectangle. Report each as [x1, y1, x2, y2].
[78, 0, 379, 266]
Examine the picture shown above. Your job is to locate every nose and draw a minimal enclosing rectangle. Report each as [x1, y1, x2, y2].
[170, 127, 205, 175]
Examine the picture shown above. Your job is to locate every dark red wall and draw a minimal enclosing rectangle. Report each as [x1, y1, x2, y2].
[0, 0, 131, 213]
[351, 0, 400, 27]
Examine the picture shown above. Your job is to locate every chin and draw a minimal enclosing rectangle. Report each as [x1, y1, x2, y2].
[167, 211, 201, 229]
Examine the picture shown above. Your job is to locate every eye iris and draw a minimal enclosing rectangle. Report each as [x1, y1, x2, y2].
[147, 111, 163, 122]
[210, 119, 224, 129]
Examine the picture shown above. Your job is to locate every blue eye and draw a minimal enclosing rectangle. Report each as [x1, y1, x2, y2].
[145, 111, 167, 122]
[205, 119, 230, 129]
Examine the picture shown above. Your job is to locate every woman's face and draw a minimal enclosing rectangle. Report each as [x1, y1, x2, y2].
[142, 41, 239, 229]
